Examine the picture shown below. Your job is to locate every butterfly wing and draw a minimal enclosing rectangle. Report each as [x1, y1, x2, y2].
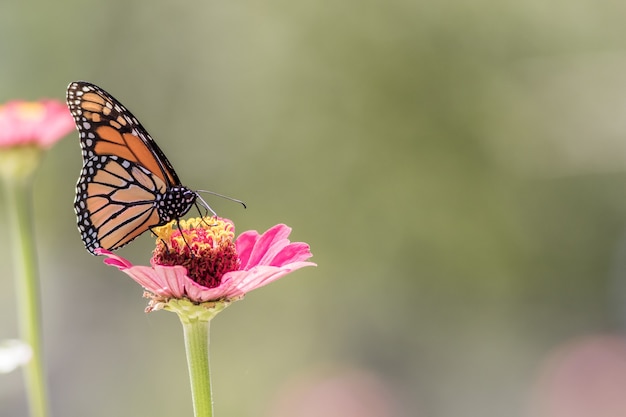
[67, 81, 188, 254]
[75, 156, 167, 253]
[67, 81, 180, 186]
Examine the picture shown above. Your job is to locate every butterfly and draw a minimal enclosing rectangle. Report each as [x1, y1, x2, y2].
[67, 81, 211, 255]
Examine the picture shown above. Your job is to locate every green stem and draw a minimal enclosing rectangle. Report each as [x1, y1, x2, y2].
[4, 175, 50, 417]
[181, 318, 213, 417]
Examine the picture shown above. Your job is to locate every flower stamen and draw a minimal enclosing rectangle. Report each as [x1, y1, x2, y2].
[152, 217, 240, 288]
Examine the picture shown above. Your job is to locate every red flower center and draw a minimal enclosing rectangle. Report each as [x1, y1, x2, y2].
[151, 218, 240, 288]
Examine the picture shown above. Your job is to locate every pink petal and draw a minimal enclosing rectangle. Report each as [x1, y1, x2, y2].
[184, 277, 239, 302]
[38, 101, 75, 146]
[228, 268, 284, 294]
[98, 249, 133, 268]
[127, 266, 179, 297]
[97, 249, 188, 299]
[235, 230, 261, 268]
[149, 265, 188, 298]
[270, 242, 313, 266]
[237, 224, 293, 269]
[222, 261, 316, 296]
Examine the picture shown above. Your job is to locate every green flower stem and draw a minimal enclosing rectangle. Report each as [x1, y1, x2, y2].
[3, 173, 50, 417]
[181, 318, 213, 417]
[169, 299, 230, 417]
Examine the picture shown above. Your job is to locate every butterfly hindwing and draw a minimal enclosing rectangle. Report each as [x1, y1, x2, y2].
[76, 155, 166, 253]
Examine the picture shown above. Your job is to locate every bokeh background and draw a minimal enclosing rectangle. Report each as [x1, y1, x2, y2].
[3, 1, 626, 416]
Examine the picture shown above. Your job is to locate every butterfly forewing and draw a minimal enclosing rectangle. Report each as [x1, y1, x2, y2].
[67, 81, 197, 254]
[67, 82, 180, 186]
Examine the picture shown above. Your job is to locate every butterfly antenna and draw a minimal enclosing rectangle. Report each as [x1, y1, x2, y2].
[196, 190, 247, 211]
[194, 193, 217, 217]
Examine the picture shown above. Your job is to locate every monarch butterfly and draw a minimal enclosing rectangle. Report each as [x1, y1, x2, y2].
[67, 81, 212, 255]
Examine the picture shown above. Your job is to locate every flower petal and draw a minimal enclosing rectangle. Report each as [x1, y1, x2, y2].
[98, 248, 133, 268]
[235, 229, 261, 268]
[270, 242, 314, 266]
[183, 277, 237, 302]
[237, 224, 296, 269]
[38, 100, 75, 146]
[148, 265, 189, 298]
[97, 249, 189, 299]
[222, 261, 316, 296]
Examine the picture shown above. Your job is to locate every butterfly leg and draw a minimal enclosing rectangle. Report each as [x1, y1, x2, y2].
[174, 218, 197, 258]
[149, 226, 171, 252]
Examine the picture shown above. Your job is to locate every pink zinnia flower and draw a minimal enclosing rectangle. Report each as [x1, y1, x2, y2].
[0, 99, 74, 148]
[97, 218, 315, 312]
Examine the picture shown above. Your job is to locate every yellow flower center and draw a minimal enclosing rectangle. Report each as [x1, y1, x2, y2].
[15, 102, 46, 122]
[151, 217, 240, 288]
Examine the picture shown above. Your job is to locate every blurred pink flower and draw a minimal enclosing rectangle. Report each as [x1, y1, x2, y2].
[0, 99, 74, 148]
[530, 335, 626, 417]
[97, 218, 315, 309]
[266, 366, 403, 417]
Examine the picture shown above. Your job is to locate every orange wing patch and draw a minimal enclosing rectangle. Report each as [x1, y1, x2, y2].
[92, 126, 167, 184]
[81, 92, 106, 107]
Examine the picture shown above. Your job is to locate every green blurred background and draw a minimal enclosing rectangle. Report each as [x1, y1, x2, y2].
[3, 1, 626, 416]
